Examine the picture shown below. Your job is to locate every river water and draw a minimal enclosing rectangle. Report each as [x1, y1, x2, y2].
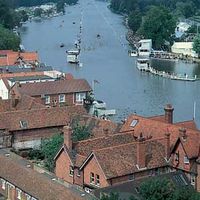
[19, 0, 200, 127]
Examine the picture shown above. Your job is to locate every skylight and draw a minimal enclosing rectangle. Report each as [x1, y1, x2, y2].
[20, 120, 28, 129]
[130, 119, 138, 127]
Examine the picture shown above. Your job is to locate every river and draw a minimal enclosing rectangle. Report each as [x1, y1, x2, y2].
[19, 0, 200, 127]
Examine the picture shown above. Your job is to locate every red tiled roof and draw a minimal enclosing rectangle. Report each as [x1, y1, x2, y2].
[0, 155, 84, 200]
[121, 114, 200, 159]
[0, 51, 39, 66]
[0, 106, 86, 131]
[13, 79, 92, 96]
[174, 120, 197, 131]
[82, 138, 167, 179]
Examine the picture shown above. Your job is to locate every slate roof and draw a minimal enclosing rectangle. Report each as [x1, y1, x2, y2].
[94, 171, 191, 200]
[14, 79, 92, 96]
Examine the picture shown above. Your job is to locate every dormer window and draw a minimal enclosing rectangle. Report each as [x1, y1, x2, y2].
[20, 120, 28, 129]
[184, 156, 189, 164]
[16, 188, 22, 200]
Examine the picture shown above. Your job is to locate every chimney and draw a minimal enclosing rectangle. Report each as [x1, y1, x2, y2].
[10, 90, 18, 108]
[136, 133, 146, 169]
[63, 126, 72, 151]
[179, 127, 187, 141]
[103, 128, 109, 137]
[165, 132, 170, 160]
[164, 104, 174, 124]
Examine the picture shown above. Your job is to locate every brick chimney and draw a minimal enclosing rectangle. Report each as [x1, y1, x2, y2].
[179, 127, 187, 141]
[164, 104, 174, 124]
[10, 90, 18, 108]
[165, 132, 170, 160]
[136, 133, 146, 169]
[63, 126, 72, 151]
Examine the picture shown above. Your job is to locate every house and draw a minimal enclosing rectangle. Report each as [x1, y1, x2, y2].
[55, 125, 171, 191]
[121, 104, 200, 191]
[0, 149, 93, 200]
[138, 39, 152, 57]
[94, 171, 191, 200]
[0, 105, 86, 149]
[12, 79, 92, 107]
[0, 50, 39, 67]
[171, 42, 198, 58]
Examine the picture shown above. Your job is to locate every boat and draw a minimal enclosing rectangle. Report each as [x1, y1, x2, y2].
[97, 34, 101, 38]
[128, 50, 138, 57]
[66, 50, 80, 63]
[60, 43, 64, 48]
[136, 58, 150, 71]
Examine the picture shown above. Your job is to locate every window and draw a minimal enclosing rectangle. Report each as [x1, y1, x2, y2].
[96, 174, 100, 186]
[184, 156, 189, 164]
[45, 95, 50, 104]
[16, 189, 22, 200]
[59, 94, 65, 103]
[77, 170, 81, 177]
[175, 152, 179, 162]
[69, 166, 74, 176]
[1, 179, 5, 190]
[20, 120, 28, 129]
[128, 174, 134, 180]
[90, 172, 95, 184]
[25, 194, 31, 200]
[75, 92, 86, 104]
[130, 120, 138, 127]
[191, 174, 195, 186]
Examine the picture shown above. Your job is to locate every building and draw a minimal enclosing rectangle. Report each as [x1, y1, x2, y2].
[171, 42, 198, 58]
[94, 171, 191, 200]
[0, 149, 93, 200]
[0, 50, 39, 67]
[12, 79, 92, 107]
[0, 105, 86, 149]
[121, 104, 200, 191]
[55, 126, 170, 191]
[138, 39, 152, 57]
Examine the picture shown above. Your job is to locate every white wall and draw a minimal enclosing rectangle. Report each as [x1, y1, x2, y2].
[0, 79, 9, 100]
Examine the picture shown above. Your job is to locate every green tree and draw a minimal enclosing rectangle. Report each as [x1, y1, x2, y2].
[56, 0, 65, 14]
[128, 9, 142, 33]
[72, 121, 91, 142]
[41, 134, 63, 172]
[0, 25, 20, 50]
[193, 34, 200, 56]
[100, 193, 120, 200]
[34, 8, 43, 17]
[140, 178, 174, 200]
[140, 6, 176, 49]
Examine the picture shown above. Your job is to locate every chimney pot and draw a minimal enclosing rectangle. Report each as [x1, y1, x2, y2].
[63, 126, 72, 151]
[164, 104, 174, 124]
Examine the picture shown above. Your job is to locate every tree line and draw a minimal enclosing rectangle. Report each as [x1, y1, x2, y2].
[110, 0, 200, 49]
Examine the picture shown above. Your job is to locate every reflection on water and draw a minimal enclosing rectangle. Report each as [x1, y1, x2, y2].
[151, 59, 200, 76]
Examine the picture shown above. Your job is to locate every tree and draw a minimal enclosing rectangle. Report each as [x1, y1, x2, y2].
[140, 178, 174, 200]
[100, 193, 120, 200]
[140, 6, 176, 49]
[41, 134, 63, 172]
[193, 34, 200, 56]
[71, 120, 91, 142]
[34, 8, 43, 17]
[56, 0, 65, 14]
[128, 9, 142, 33]
[0, 25, 20, 50]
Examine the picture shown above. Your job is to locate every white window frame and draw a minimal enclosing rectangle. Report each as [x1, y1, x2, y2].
[191, 174, 195, 186]
[59, 94, 65, 103]
[77, 170, 81, 177]
[1, 179, 5, 190]
[75, 92, 86, 105]
[16, 188, 22, 200]
[45, 95, 50, 104]
[96, 174, 100, 186]
[25, 194, 31, 200]
[184, 156, 189, 164]
[90, 172, 95, 184]
[69, 166, 74, 176]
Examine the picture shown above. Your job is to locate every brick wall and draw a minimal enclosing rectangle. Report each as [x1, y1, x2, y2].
[83, 156, 109, 188]
[55, 149, 74, 184]
[74, 168, 83, 186]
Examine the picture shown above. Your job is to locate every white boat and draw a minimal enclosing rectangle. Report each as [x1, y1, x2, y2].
[136, 58, 150, 71]
[128, 50, 138, 57]
[67, 50, 79, 63]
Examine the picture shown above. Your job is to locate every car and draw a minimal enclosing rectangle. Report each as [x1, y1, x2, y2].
[93, 100, 106, 109]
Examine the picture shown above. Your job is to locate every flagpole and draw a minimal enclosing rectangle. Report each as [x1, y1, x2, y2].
[193, 101, 196, 120]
